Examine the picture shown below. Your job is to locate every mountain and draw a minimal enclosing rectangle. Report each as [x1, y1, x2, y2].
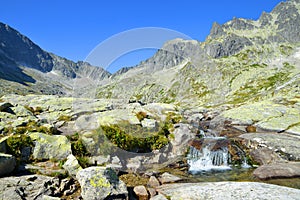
[0, 22, 110, 96]
[95, 0, 300, 108]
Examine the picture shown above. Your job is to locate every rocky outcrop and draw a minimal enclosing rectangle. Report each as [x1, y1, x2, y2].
[76, 167, 128, 200]
[0, 175, 60, 200]
[156, 182, 300, 200]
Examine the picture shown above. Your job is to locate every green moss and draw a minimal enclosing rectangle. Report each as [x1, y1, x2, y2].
[57, 115, 72, 122]
[100, 121, 170, 152]
[6, 134, 34, 157]
[90, 174, 111, 188]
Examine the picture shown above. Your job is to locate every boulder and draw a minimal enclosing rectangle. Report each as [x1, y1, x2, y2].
[240, 133, 300, 161]
[250, 148, 283, 165]
[170, 123, 194, 156]
[156, 182, 300, 200]
[0, 137, 8, 153]
[63, 154, 82, 178]
[29, 132, 72, 160]
[133, 185, 148, 200]
[147, 176, 160, 188]
[158, 172, 182, 184]
[141, 118, 158, 129]
[76, 167, 128, 200]
[0, 102, 13, 112]
[0, 153, 16, 177]
[253, 162, 300, 179]
[42, 195, 61, 200]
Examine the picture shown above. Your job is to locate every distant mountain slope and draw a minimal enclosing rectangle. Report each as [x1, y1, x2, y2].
[0, 22, 110, 96]
[95, 0, 300, 107]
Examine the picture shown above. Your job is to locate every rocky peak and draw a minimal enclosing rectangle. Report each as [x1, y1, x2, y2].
[208, 22, 225, 40]
[0, 22, 53, 72]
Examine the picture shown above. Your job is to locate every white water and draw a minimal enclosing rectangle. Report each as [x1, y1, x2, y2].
[187, 145, 231, 174]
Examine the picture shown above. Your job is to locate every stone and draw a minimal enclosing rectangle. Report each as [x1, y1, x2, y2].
[250, 148, 283, 165]
[0, 102, 13, 112]
[29, 132, 72, 160]
[133, 185, 148, 200]
[240, 133, 300, 161]
[0, 153, 16, 177]
[253, 162, 300, 180]
[148, 187, 157, 198]
[42, 195, 61, 200]
[150, 194, 168, 200]
[76, 167, 128, 200]
[63, 154, 82, 178]
[147, 176, 160, 188]
[141, 118, 158, 129]
[0, 136, 8, 153]
[0, 175, 60, 200]
[170, 123, 194, 156]
[156, 182, 300, 200]
[158, 172, 182, 184]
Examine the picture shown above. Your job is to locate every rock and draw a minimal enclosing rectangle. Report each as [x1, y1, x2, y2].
[170, 123, 194, 156]
[0, 102, 13, 112]
[63, 154, 82, 178]
[0, 136, 8, 153]
[141, 118, 158, 129]
[253, 162, 300, 180]
[148, 176, 160, 188]
[89, 155, 110, 166]
[158, 172, 182, 184]
[250, 148, 283, 165]
[240, 133, 300, 161]
[76, 167, 128, 200]
[11, 105, 35, 117]
[156, 182, 300, 200]
[133, 185, 148, 200]
[29, 132, 72, 160]
[150, 194, 168, 200]
[0, 153, 16, 177]
[148, 187, 157, 198]
[42, 195, 61, 200]
[0, 175, 60, 200]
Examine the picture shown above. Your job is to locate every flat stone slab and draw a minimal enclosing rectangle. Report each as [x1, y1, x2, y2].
[253, 162, 300, 179]
[240, 133, 300, 160]
[156, 182, 300, 200]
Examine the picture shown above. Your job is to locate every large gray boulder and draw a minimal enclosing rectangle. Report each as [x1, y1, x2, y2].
[156, 182, 300, 200]
[170, 123, 194, 156]
[253, 162, 300, 179]
[76, 167, 128, 200]
[29, 132, 72, 160]
[0, 153, 16, 177]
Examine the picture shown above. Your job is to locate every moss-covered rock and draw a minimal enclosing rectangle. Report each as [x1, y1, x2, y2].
[29, 132, 71, 160]
[76, 167, 128, 200]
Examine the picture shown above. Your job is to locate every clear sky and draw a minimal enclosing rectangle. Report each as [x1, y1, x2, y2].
[0, 0, 284, 72]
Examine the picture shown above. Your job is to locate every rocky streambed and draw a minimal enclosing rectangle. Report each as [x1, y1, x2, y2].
[0, 94, 300, 199]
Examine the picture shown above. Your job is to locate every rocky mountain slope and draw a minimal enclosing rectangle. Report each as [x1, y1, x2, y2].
[96, 0, 300, 108]
[0, 22, 110, 96]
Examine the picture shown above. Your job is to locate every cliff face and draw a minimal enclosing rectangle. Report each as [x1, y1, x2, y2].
[95, 0, 300, 107]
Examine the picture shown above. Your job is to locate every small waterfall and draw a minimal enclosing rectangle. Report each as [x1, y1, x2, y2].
[187, 137, 231, 174]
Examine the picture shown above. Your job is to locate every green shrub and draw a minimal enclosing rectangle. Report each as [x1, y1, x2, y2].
[6, 134, 34, 157]
[57, 115, 72, 122]
[101, 122, 169, 153]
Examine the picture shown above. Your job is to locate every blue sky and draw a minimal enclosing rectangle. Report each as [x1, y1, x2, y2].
[1, 0, 283, 72]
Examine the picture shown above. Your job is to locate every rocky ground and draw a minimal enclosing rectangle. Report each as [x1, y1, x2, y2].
[0, 94, 300, 199]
